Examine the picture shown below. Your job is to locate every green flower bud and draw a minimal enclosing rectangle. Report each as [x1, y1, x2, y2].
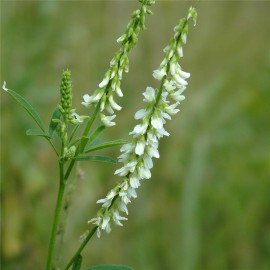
[59, 69, 72, 120]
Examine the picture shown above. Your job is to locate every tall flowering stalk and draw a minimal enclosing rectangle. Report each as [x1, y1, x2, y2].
[82, 0, 155, 127]
[88, 7, 197, 238]
[3, 2, 197, 269]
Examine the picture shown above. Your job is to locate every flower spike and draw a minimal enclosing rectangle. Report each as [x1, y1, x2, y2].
[88, 7, 197, 238]
[82, 0, 156, 126]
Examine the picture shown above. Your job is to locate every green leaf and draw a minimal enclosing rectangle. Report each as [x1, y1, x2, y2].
[87, 125, 106, 146]
[69, 124, 80, 144]
[26, 129, 51, 139]
[79, 125, 105, 152]
[6, 88, 45, 131]
[87, 265, 133, 270]
[72, 254, 82, 270]
[85, 139, 128, 153]
[48, 107, 61, 136]
[76, 155, 117, 164]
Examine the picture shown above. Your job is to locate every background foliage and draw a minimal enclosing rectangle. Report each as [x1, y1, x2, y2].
[1, 1, 270, 270]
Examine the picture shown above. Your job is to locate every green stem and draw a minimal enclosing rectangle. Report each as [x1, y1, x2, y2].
[46, 160, 66, 270]
[64, 103, 101, 182]
[64, 226, 98, 270]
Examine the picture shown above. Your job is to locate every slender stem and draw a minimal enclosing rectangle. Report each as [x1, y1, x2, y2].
[46, 160, 66, 270]
[64, 226, 98, 270]
[64, 103, 101, 182]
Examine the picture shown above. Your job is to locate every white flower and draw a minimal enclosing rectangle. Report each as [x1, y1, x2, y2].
[138, 165, 151, 179]
[97, 189, 117, 207]
[99, 76, 110, 88]
[82, 91, 103, 107]
[115, 85, 123, 97]
[135, 138, 146, 156]
[181, 32, 187, 44]
[134, 109, 149, 120]
[129, 123, 148, 137]
[108, 95, 122, 111]
[151, 112, 164, 129]
[100, 114, 116, 127]
[143, 154, 153, 169]
[120, 143, 134, 153]
[115, 161, 137, 176]
[165, 102, 180, 115]
[173, 74, 188, 86]
[154, 127, 170, 139]
[101, 214, 111, 233]
[164, 80, 176, 92]
[117, 200, 129, 215]
[177, 68, 190, 79]
[112, 209, 127, 226]
[146, 144, 160, 159]
[70, 112, 84, 124]
[170, 89, 186, 102]
[142, 87, 156, 102]
[177, 46, 183, 58]
[2, 81, 8, 91]
[119, 190, 131, 205]
[127, 187, 137, 198]
[130, 173, 141, 188]
[153, 68, 166, 80]
[88, 216, 102, 226]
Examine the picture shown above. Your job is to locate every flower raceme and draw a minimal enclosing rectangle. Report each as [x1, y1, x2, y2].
[88, 6, 197, 238]
[82, 0, 156, 128]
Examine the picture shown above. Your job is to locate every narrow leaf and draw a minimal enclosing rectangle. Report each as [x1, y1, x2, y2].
[87, 265, 133, 270]
[69, 124, 80, 144]
[79, 125, 105, 152]
[76, 155, 117, 164]
[72, 254, 83, 270]
[5, 88, 45, 131]
[48, 107, 61, 136]
[87, 125, 106, 146]
[85, 139, 128, 153]
[26, 129, 51, 139]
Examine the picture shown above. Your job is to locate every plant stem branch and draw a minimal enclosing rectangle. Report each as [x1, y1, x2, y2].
[64, 226, 98, 270]
[46, 160, 66, 270]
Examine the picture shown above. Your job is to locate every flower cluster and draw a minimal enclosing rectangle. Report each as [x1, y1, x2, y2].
[88, 7, 197, 238]
[82, 0, 155, 128]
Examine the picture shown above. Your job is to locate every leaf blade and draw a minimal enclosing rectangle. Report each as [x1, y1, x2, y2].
[72, 254, 82, 270]
[6, 88, 45, 131]
[85, 139, 128, 153]
[76, 155, 117, 164]
[48, 106, 61, 136]
[87, 265, 133, 270]
[26, 129, 51, 139]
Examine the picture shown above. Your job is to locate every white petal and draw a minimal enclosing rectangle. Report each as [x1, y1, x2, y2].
[151, 115, 164, 129]
[153, 69, 166, 80]
[99, 77, 110, 88]
[178, 69, 190, 79]
[174, 74, 188, 86]
[130, 174, 140, 188]
[127, 187, 137, 198]
[177, 46, 183, 58]
[135, 139, 145, 156]
[115, 85, 123, 97]
[130, 123, 148, 136]
[143, 87, 156, 102]
[134, 109, 148, 120]
[109, 95, 122, 111]
[2, 81, 8, 91]
[100, 114, 116, 127]
[164, 80, 176, 92]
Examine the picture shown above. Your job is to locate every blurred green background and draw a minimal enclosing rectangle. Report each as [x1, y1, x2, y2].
[1, 1, 270, 269]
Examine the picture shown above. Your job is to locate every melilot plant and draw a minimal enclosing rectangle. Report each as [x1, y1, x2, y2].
[3, 1, 197, 269]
